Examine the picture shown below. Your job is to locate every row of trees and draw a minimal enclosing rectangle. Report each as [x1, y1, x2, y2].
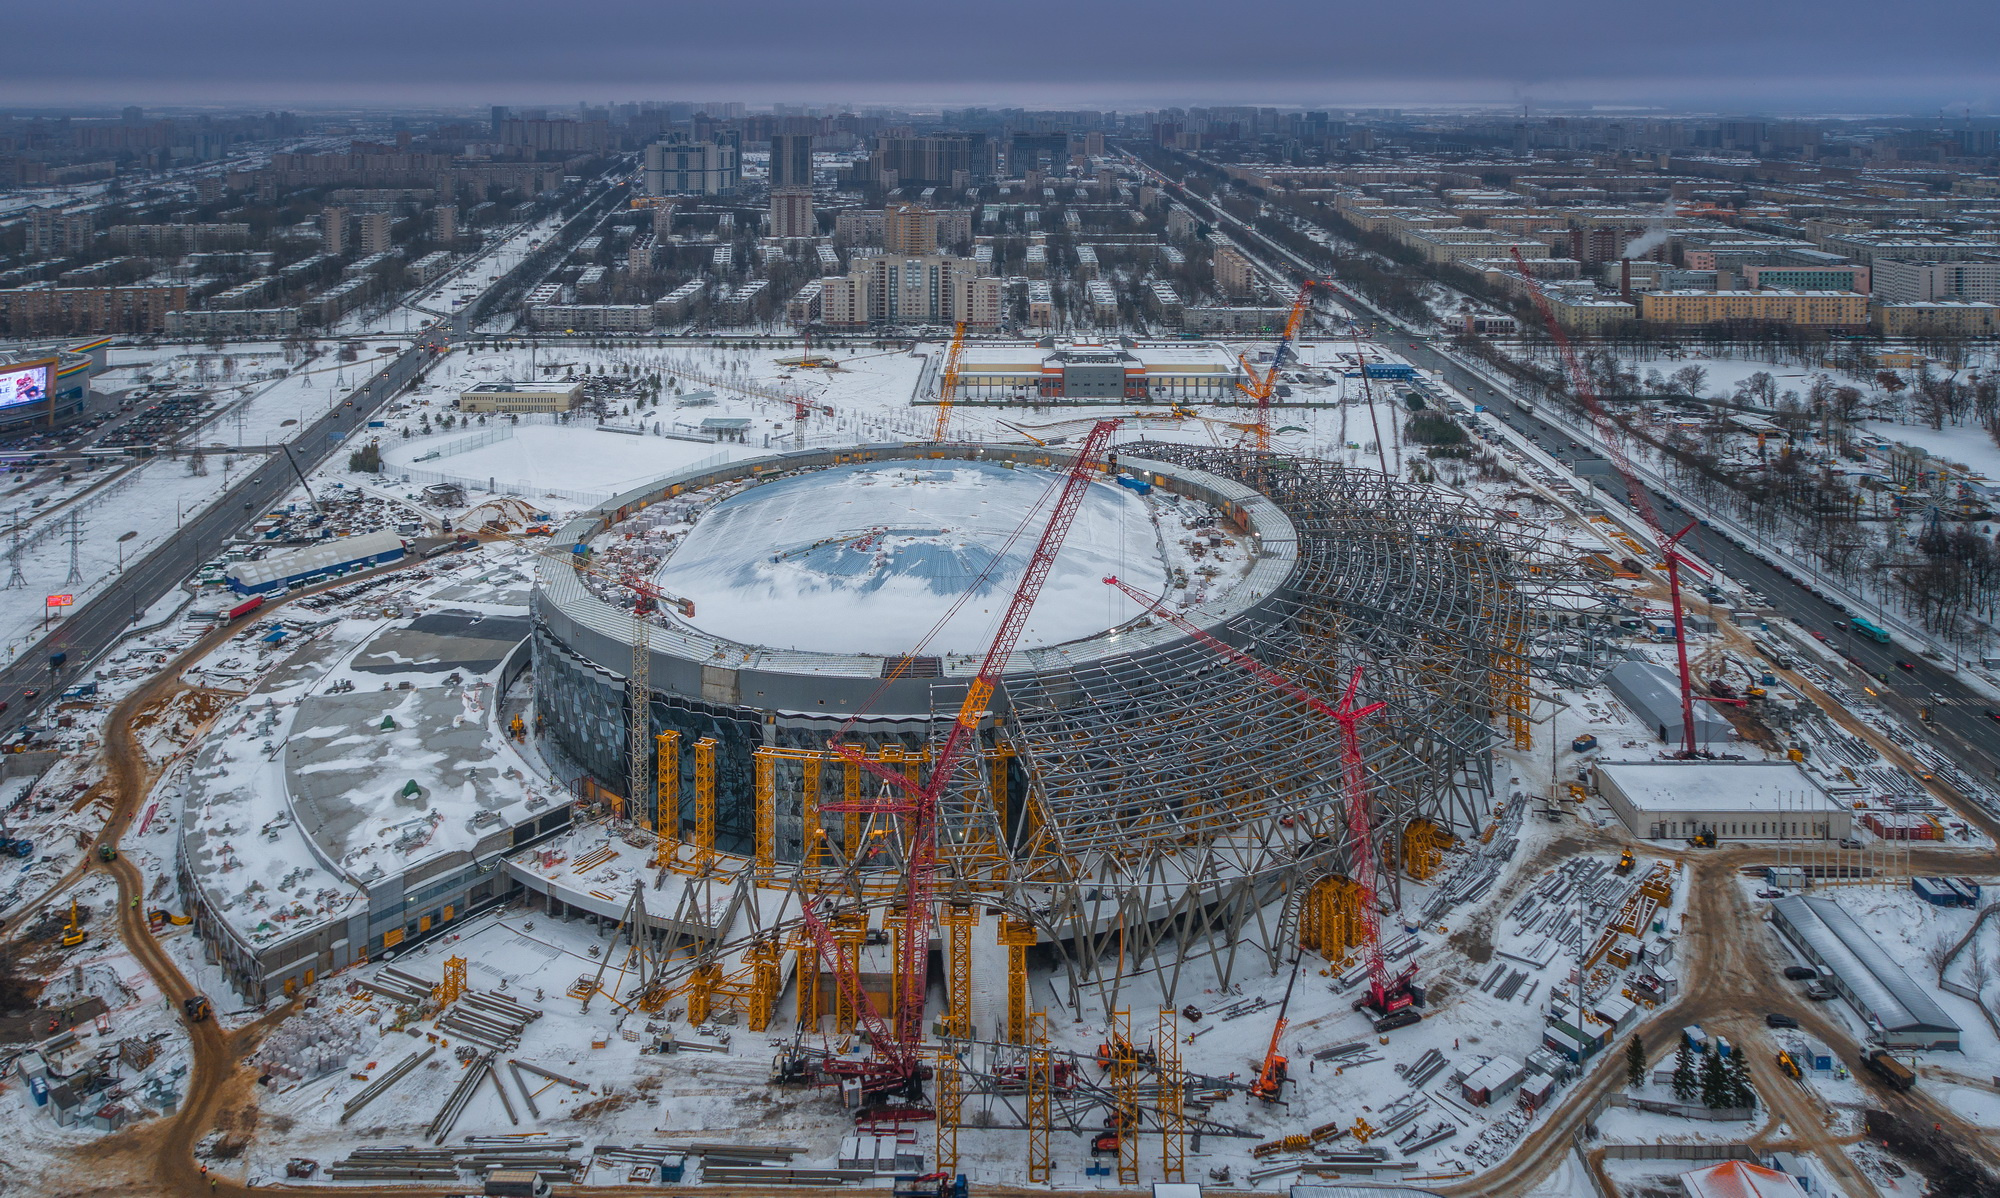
[1625, 1033, 1757, 1111]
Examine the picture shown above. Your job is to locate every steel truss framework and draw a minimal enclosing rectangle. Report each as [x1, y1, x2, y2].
[544, 444, 1603, 1023]
[735, 447, 1587, 1015]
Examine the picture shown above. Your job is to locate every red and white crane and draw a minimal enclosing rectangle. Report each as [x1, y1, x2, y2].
[795, 418, 1126, 1113]
[1102, 577, 1418, 1027]
[1507, 246, 1741, 756]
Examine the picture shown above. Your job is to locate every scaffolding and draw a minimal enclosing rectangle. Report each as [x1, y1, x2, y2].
[1025, 1011, 1053, 1184]
[653, 730, 681, 868]
[934, 1045, 963, 1177]
[999, 917, 1036, 1043]
[435, 956, 467, 1008]
[1108, 1008, 1141, 1185]
[693, 736, 718, 871]
[942, 904, 978, 1039]
[1156, 1006, 1184, 1184]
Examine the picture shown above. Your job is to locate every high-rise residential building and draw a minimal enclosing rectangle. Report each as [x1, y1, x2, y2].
[320, 206, 349, 255]
[769, 188, 816, 240]
[770, 132, 814, 190]
[651, 201, 678, 238]
[884, 204, 938, 256]
[819, 253, 1002, 330]
[642, 137, 740, 196]
[1213, 245, 1255, 297]
[23, 208, 92, 257]
[1871, 257, 2000, 304]
[871, 133, 992, 186]
[356, 211, 394, 256]
[432, 206, 457, 243]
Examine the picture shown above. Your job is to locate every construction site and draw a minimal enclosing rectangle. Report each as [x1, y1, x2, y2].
[7, 256, 2000, 1198]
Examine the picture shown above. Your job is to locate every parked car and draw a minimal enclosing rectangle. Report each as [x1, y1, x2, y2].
[1804, 983, 1836, 1001]
[1782, 965, 1818, 981]
[1757, 888, 1784, 899]
[1765, 1013, 1800, 1029]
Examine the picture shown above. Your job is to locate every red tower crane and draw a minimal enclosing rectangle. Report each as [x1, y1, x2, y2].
[1507, 246, 1741, 757]
[1235, 280, 1317, 453]
[797, 418, 1127, 1113]
[1102, 577, 1418, 1026]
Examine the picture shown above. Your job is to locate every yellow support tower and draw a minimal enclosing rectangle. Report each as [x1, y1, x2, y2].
[941, 904, 978, 1039]
[793, 931, 823, 1031]
[1109, 1008, 1141, 1186]
[1402, 818, 1453, 881]
[1298, 875, 1366, 961]
[753, 748, 777, 879]
[842, 751, 861, 861]
[686, 959, 719, 1025]
[653, 730, 681, 867]
[1025, 1010, 1053, 1185]
[435, 956, 467, 1008]
[1156, 1007, 1185, 1184]
[747, 937, 780, 1033]
[934, 1045, 962, 1179]
[693, 736, 718, 870]
[999, 917, 1037, 1043]
[801, 753, 824, 867]
[834, 912, 867, 1035]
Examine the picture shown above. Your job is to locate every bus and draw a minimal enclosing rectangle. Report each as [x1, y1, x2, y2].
[1850, 616, 1892, 644]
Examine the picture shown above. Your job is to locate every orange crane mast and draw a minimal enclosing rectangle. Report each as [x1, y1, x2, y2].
[931, 322, 969, 441]
[1234, 280, 1317, 453]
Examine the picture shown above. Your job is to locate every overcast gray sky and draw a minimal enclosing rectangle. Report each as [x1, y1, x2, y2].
[7, 0, 1996, 113]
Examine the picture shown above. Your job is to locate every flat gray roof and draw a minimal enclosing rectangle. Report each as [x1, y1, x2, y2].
[1772, 895, 1960, 1037]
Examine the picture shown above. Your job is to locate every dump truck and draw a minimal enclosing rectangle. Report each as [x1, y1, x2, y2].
[1863, 1049, 1915, 1092]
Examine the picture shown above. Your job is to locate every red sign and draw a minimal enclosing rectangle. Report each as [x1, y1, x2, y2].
[45, 594, 73, 608]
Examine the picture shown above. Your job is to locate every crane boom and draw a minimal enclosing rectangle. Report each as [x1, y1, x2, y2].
[931, 322, 969, 442]
[1234, 280, 1316, 453]
[828, 418, 1125, 1074]
[1506, 246, 1718, 756]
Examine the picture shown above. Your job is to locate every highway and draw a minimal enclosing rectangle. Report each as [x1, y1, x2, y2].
[1126, 149, 2000, 802]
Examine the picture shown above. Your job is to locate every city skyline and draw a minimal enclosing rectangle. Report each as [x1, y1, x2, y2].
[6, 0, 1997, 112]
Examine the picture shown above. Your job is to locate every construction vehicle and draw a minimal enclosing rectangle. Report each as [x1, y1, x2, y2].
[1775, 1050, 1802, 1081]
[183, 995, 211, 1022]
[1614, 849, 1635, 875]
[0, 836, 31, 857]
[1688, 827, 1717, 848]
[1863, 1048, 1915, 1092]
[1234, 280, 1317, 452]
[1104, 577, 1421, 1019]
[893, 1173, 969, 1198]
[797, 419, 1128, 1120]
[95, 843, 116, 862]
[1249, 954, 1305, 1102]
[1509, 246, 1745, 758]
[930, 321, 968, 441]
[284, 1159, 320, 1179]
[148, 908, 191, 929]
[59, 899, 84, 947]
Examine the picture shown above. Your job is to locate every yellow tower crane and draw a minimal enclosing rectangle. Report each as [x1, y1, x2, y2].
[931, 322, 969, 441]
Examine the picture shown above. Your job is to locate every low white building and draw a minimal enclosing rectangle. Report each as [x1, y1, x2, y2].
[1592, 759, 1851, 842]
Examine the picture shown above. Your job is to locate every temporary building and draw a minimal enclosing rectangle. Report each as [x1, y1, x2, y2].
[1770, 895, 1960, 1050]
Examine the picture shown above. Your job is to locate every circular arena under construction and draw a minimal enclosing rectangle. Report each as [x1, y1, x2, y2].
[529, 436, 1570, 1019]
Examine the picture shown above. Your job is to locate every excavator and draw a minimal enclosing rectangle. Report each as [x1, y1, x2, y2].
[60, 900, 84, 947]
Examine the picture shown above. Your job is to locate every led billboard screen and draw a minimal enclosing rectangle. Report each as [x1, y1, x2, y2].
[0, 360, 54, 413]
